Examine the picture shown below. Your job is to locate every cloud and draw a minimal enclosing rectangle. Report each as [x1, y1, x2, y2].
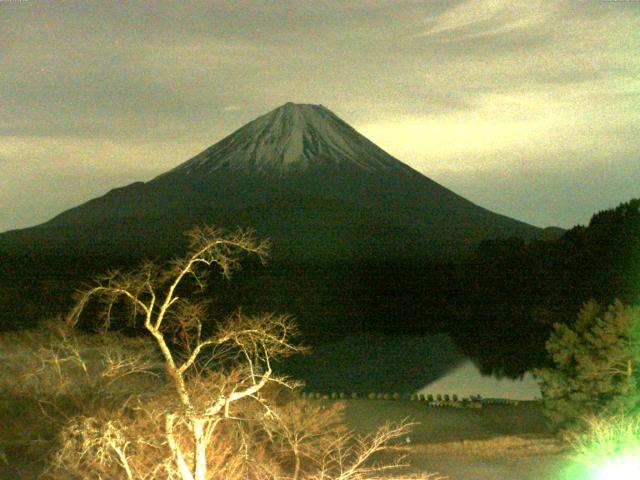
[0, 134, 206, 231]
[0, 0, 638, 231]
[436, 153, 640, 229]
[414, 0, 556, 40]
[359, 81, 640, 171]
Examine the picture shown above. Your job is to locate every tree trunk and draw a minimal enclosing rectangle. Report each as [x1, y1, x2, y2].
[193, 418, 207, 480]
[166, 414, 195, 480]
[293, 445, 301, 480]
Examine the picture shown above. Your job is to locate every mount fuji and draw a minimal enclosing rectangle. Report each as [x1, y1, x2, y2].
[0, 103, 543, 260]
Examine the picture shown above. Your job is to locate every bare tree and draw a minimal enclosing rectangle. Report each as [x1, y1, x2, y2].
[264, 399, 348, 480]
[39, 226, 444, 480]
[64, 227, 305, 480]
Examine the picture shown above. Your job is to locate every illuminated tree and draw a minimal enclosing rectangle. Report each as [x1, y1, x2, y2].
[44, 226, 432, 480]
[535, 300, 640, 434]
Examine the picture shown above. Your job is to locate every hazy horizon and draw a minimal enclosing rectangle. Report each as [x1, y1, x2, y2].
[2, 0, 639, 232]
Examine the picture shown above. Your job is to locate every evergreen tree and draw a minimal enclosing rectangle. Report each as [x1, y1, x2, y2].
[535, 300, 640, 433]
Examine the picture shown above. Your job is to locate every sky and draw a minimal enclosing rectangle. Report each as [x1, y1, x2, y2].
[1, 0, 639, 232]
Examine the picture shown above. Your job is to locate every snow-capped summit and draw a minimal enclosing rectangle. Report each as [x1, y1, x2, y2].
[162, 103, 408, 177]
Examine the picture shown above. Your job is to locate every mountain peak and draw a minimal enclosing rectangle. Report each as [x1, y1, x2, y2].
[159, 103, 410, 178]
[280, 101, 324, 109]
[1, 102, 542, 261]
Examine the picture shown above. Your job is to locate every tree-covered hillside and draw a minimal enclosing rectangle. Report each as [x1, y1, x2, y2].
[455, 199, 640, 376]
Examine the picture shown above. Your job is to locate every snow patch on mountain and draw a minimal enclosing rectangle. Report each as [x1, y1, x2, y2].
[160, 103, 412, 177]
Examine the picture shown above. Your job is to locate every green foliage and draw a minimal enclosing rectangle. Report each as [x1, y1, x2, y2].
[535, 300, 640, 433]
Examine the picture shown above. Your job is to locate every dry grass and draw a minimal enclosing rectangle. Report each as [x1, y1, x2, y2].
[403, 435, 568, 459]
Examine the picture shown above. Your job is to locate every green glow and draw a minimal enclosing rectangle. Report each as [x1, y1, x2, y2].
[559, 452, 640, 480]
[593, 455, 640, 480]
[558, 415, 640, 480]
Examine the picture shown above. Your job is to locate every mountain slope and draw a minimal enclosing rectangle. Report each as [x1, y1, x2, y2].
[0, 103, 542, 260]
